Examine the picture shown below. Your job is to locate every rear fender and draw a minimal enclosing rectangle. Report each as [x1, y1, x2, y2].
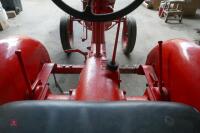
[0, 36, 51, 104]
[146, 39, 200, 110]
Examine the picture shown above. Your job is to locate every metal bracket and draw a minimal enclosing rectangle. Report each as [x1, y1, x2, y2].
[65, 49, 88, 62]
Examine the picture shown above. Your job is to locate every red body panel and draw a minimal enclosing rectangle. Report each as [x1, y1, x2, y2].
[83, 0, 115, 30]
[74, 57, 123, 101]
[146, 39, 200, 110]
[0, 36, 50, 104]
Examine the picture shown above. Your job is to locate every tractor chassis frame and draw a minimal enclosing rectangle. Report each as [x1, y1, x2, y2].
[16, 48, 168, 101]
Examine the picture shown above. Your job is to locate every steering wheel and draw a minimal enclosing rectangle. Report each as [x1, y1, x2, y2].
[52, 0, 144, 22]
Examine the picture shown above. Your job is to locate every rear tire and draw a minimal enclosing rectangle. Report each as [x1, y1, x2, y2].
[60, 15, 73, 50]
[121, 17, 137, 55]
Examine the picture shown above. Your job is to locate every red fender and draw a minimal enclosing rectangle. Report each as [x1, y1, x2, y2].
[146, 39, 200, 110]
[0, 36, 51, 104]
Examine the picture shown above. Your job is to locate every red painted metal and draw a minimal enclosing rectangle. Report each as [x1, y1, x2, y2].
[74, 57, 123, 101]
[92, 22, 105, 57]
[69, 5, 127, 101]
[65, 49, 88, 61]
[52, 64, 83, 74]
[32, 63, 54, 99]
[146, 39, 200, 110]
[138, 65, 169, 101]
[1, 0, 200, 114]
[2, 37, 193, 104]
[0, 36, 50, 104]
[158, 41, 164, 95]
[112, 19, 121, 64]
[80, 0, 115, 31]
[15, 50, 33, 96]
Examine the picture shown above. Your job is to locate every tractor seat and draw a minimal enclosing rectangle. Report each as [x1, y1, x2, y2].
[0, 101, 200, 133]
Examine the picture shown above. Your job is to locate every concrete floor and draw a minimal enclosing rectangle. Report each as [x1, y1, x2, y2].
[0, 0, 200, 96]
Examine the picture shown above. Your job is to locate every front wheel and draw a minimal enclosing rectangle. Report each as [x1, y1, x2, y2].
[121, 17, 137, 55]
[60, 15, 73, 50]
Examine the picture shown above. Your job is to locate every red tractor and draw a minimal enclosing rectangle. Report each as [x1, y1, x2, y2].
[0, 0, 200, 132]
[59, 0, 137, 54]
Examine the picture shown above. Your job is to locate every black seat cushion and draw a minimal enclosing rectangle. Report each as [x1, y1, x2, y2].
[0, 101, 200, 133]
